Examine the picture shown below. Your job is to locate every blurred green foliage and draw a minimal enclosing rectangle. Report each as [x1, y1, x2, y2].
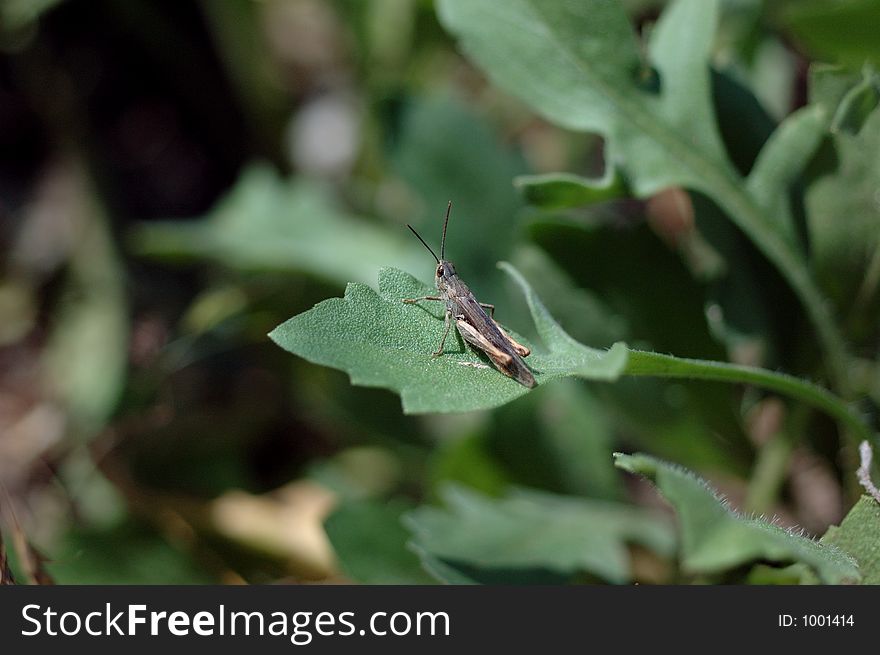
[405, 485, 675, 584]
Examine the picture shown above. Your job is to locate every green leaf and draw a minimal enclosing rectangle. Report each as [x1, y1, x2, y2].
[510, 245, 626, 349]
[499, 263, 629, 376]
[324, 499, 434, 584]
[0, 0, 64, 33]
[488, 380, 624, 501]
[805, 99, 880, 329]
[808, 65, 863, 114]
[49, 521, 212, 584]
[745, 105, 827, 245]
[522, 217, 751, 473]
[647, 0, 728, 167]
[130, 165, 427, 287]
[622, 350, 870, 444]
[429, 434, 513, 499]
[404, 485, 675, 584]
[268, 265, 628, 414]
[270, 263, 871, 445]
[820, 496, 880, 585]
[780, 0, 880, 68]
[614, 453, 861, 583]
[437, 0, 851, 390]
[437, 0, 729, 196]
[44, 181, 128, 435]
[407, 546, 480, 584]
[526, 219, 723, 358]
[831, 75, 880, 135]
[689, 193, 787, 367]
[408, 545, 572, 584]
[429, 378, 624, 501]
[711, 69, 777, 177]
[514, 170, 627, 210]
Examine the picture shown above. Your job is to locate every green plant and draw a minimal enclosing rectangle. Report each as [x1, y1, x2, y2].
[265, 0, 880, 584]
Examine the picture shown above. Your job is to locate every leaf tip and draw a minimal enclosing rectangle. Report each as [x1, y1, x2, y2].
[612, 452, 636, 473]
[511, 175, 529, 189]
[496, 260, 525, 286]
[267, 325, 283, 346]
[613, 451, 657, 478]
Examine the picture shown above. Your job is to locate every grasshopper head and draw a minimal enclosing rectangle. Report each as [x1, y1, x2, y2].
[435, 261, 456, 288]
[406, 202, 457, 290]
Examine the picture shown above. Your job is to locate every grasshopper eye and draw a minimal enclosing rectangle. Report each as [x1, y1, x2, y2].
[436, 265, 444, 277]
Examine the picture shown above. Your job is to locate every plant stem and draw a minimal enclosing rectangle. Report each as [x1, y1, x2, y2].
[708, 173, 851, 396]
[593, 67, 851, 394]
[744, 431, 794, 514]
[624, 350, 870, 445]
[743, 405, 809, 514]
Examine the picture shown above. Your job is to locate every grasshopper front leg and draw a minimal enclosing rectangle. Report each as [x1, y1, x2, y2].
[402, 295, 453, 357]
[432, 309, 454, 357]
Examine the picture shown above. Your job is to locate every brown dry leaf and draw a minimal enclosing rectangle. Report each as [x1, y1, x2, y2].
[0, 399, 66, 492]
[1, 533, 15, 585]
[745, 397, 786, 446]
[210, 480, 338, 580]
[646, 187, 694, 247]
[23, 543, 54, 585]
[1, 504, 55, 585]
[789, 448, 844, 532]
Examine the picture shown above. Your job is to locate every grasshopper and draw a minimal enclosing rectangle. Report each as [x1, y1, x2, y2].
[402, 202, 536, 388]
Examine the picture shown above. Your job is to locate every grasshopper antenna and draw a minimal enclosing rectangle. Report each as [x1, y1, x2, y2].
[406, 224, 440, 264]
[440, 201, 452, 260]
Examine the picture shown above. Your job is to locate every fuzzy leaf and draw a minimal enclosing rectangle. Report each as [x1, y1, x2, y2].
[614, 453, 861, 583]
[404, 485, 675, 584]
[269, 265, 629, 414]
[270, 261, 868, 447]
[820, 496, 880, 585]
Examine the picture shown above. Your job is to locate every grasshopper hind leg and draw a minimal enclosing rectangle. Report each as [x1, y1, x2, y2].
[455, 319, 536, 388]
[492, 320, 530, 357]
